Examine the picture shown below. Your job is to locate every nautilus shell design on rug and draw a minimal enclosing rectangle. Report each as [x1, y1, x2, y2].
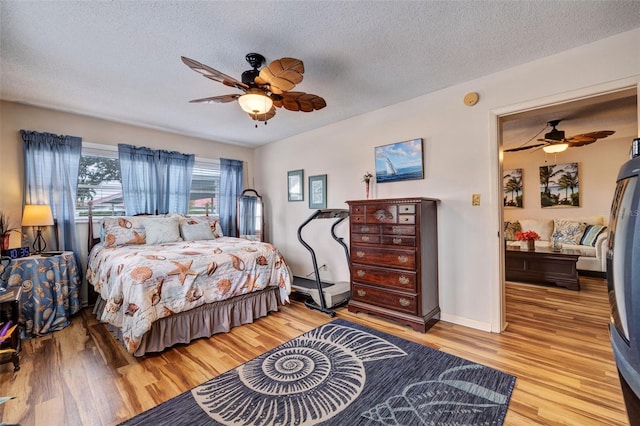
[361, 364, 511, 424]
[191, 323, 407, 425]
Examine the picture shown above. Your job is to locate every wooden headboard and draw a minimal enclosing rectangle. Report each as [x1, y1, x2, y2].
[87, 202, 101, 253]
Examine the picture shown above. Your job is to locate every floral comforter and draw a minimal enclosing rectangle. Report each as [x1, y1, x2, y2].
[87, 237, 292, 354]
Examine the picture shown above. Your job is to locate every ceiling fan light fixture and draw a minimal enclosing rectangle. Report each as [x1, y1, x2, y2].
[542, 143, 569, 154]
[238, 88, 273, 114]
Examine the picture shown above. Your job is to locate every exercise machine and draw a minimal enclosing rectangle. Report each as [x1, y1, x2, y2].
[293, 209, 350, 316]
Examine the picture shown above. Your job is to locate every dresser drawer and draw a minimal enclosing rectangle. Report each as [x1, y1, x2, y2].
[352, 265, 416, 291]
[352, 233, 381, 244]
[381, 225, 416, 236]
[352, 224, 379, 234]
[365, 205, 398, 224]
[381, 235, 416, 247]
[350, 205, 365, 215]
[398, 215, 415, 225]
[351, 247, 416, 270]
[352, 284, 417, 315]
[398, 204, 416, 214]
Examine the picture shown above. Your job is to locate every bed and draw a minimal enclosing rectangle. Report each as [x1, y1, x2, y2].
[86, 212, 292, 356]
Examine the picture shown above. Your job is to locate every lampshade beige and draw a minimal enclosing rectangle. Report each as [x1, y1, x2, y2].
[22, 204, 54, 253]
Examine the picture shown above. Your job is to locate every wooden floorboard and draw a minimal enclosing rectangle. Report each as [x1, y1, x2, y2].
[0, 276, 629, 425]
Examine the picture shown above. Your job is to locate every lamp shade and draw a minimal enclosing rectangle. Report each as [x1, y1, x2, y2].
[238, 88, 273, 114]
[22, 205, 54, 227]
[542, 143, 569, 154]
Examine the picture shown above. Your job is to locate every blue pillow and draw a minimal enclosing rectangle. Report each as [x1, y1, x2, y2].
[580, 225, 607, 246]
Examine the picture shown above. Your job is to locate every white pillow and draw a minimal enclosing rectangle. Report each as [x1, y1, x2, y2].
[519, 219, 554, 241]
[180, 221, 216, 241]
[144, 216, 182, 245]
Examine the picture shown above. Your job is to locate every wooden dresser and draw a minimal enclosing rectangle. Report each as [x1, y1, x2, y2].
[346, 197, 440, 332]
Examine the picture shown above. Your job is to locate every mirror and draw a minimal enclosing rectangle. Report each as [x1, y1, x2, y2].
[236, 189, 264, 241]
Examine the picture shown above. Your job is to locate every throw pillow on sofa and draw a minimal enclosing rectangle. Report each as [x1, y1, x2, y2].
[519, 219, 554, 241]
[553, 219, 588, 245]
[580, 224, 607, 246]
[504, 221, 521, 241]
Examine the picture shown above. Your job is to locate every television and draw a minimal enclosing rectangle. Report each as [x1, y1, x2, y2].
[608, 151, 640, 424]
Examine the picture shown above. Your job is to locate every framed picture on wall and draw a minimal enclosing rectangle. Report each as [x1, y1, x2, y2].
[308, 174, 327, 209]
[540, 162, 580, 208]
[375, 138, 424, 183]
[503, 168, 523, 208]
[288, 169, 304, 201]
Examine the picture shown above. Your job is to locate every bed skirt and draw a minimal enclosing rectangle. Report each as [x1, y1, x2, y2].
[93, 286, 281, 357]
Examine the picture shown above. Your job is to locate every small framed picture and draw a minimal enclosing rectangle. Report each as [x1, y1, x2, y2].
[288, 169, 304, 201]
[308, 174, 327, 209]
[375, 138, 424, 183]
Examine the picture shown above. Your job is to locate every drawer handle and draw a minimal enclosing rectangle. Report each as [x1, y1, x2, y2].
[393, 238, 402, 244]
[357, 270, 365, 277]
[356, 251, 365, 258]
[401, 217, 411, 222]
[361, 236, 370, 242]
[399, 276, 409, 285]
[361, 226, 370, 232]
[399, 298, 410, 307]
[392, 228, 402, 235]
[357, 289, 367, 297]
[398, 255, 409, 263]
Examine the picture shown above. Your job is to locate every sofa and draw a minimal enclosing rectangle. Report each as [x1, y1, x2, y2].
[504, 216, 608, 274]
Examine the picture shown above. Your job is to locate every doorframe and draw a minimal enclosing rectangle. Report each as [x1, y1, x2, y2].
[489, 77, 640, 333]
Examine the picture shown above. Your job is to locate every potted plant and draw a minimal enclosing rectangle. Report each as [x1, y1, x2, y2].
[515, 230, 540, 251]
[0, 211, 21, 251]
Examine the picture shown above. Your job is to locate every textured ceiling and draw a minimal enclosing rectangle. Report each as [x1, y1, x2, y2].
[1, 1, 639, 147]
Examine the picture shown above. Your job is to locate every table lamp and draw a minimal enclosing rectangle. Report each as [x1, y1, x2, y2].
[21, 205, 54, 254]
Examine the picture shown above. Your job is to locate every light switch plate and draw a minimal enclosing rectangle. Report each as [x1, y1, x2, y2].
[472, 194, 480, 206]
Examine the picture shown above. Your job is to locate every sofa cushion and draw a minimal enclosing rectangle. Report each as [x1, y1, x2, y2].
[519, 219, 554, 241]
[504, 221, 521, 241]
[558, 216, 604, 226]
[553, 219, 588, 245]
[580, 224, 607, 246]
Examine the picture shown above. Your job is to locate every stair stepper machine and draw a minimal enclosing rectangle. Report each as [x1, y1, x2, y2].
[293, 209, 351, 316]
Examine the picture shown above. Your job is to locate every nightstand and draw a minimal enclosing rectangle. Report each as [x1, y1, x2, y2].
[0, 286, 22, 371]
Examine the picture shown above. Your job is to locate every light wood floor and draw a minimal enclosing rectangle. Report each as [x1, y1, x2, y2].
[0, 276, 629, 425]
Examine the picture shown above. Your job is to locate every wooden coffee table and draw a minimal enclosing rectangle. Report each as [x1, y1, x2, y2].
[505, 246, 581, 290]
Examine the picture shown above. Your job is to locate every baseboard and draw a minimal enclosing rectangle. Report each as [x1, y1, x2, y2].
[439, 313, 492, 332]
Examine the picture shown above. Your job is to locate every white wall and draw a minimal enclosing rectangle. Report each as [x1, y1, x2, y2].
[255, 28, 640, 332]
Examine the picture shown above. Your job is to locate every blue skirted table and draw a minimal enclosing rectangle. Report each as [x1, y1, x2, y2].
[0, 252, 81, 337]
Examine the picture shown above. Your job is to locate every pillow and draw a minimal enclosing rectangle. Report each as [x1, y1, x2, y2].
[580, 225, 607, 246]
[519, 219, 554, 241]
[504, 221, 521, 241]
[177, 215, 224, 238]
[553, 219, 588, 245]
[180, 220, 216, 241]
[143, 216, 182, 245]
[102, 217, 146, 247]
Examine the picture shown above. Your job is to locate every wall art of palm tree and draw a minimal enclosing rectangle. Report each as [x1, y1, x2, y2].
[539, 162, 579, 208]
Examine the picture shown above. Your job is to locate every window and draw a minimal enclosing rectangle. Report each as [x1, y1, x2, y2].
[76, 143, 220, 218]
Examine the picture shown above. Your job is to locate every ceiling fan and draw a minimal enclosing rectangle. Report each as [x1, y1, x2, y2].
[504, 119, 615, 153]
[181, 53, 326, 125]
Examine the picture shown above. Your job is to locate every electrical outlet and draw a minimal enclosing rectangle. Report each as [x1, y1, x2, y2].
[472, 194, 481, 206]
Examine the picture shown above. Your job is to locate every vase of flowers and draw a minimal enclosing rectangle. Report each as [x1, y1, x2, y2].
[0, 211, 21, 251]
[362, 172, 373, 199]
[515, 230, 540, 251]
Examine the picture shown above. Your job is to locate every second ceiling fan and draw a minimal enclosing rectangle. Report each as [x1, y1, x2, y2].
[181, 53, 326, 125]
[505, 119, 615, 153]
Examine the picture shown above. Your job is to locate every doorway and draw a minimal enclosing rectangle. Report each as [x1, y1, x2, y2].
[495, 85, 639, 330]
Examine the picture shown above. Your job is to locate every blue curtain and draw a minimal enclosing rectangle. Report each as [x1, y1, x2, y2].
[21, 130, 82, 255]
[219, 158, 243, 237]
[118, 144, 194, 215]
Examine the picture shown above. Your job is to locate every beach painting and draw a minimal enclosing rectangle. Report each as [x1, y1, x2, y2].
[375, 138, 424, 183]
[540, 162, 580, 208]
[503, 168, 523, 208]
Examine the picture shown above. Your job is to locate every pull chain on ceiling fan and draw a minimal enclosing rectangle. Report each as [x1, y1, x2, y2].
[504, 119, 615, 153]
[181, 53, 326, 127]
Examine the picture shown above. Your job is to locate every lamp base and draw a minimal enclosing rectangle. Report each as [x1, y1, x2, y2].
[32, 228, 47, 254]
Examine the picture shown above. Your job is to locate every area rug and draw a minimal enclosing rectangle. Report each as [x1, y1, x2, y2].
[121, 319, 516, 425]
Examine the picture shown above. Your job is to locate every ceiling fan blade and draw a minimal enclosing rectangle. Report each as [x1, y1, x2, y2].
[181, 56, 248, 90]
[255, 58, 304, 94]
[249, 106, 276, 121]
[565, 130, 615, 147]
[188, 94, 240, 104]
[504, 143, 546, 153]
[279, 92, 326, 112]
